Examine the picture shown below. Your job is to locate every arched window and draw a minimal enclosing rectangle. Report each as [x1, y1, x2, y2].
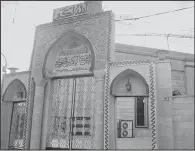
[110, 69, 149, 138]
[3, 79, 27, 149]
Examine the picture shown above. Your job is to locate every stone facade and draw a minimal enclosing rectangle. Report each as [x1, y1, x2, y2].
[1, 1, 194, 150]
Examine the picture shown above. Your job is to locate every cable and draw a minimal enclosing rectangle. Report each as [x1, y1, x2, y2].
[115, 5, 194, 21]
[115, 33, 194, 39]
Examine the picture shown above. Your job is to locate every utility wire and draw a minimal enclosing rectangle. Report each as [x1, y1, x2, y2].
[115, 33, 194, 39]
[115, 5, 194, 21]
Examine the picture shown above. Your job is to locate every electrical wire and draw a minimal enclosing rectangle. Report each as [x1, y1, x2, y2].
[115, 5, 194, 21]
[115, 33, 194, 39]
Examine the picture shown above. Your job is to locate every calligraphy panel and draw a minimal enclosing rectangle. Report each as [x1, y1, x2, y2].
[53, 3, 88, 22]
[54, 36, 92, 74]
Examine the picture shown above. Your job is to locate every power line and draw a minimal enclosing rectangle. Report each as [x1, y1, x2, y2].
[115, 5, 194, 21]
[115, 33, 194, 39]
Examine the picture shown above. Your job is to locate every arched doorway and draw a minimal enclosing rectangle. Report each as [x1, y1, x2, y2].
[110, 69, 152, 149]
[43, 30, 96, 150]
[2, 79, 27, 149]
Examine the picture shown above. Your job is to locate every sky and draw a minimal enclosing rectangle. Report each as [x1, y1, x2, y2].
[1, 1, 194, 74]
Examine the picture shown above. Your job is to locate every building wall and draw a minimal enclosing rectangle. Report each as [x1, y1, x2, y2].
[114, 50, 194, 96]
[172, 96, 194, 149]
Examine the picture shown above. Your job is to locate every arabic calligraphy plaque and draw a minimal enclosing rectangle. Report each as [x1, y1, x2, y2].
[53, 3, 88, 22]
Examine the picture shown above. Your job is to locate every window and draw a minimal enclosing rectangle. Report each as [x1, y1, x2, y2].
[135, 97, 148, 127]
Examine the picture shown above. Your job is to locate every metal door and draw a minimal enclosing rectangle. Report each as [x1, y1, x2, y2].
[46, 77, 95, 149]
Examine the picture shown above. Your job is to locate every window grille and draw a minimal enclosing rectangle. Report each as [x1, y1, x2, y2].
[9, 102, 26, 149]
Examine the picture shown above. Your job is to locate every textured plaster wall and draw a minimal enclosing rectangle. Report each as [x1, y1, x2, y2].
[172, 96, 194, 149]
[155, 61, 174, 149]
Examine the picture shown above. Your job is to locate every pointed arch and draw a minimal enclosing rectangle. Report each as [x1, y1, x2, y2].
[110, 69, 149, 96]
[3, 79, 27, 102]
[43, 30, 95, 78]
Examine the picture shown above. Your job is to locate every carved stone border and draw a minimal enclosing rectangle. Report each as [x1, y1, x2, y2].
[149, 63, 157, 149]
[23, 35, 36, 149]
[104, 60, 157, 149]
[103, 11, 113, 150]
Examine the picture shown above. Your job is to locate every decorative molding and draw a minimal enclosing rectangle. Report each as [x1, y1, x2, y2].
[149, 63, 157, 149]
[3, 71, 30, 78]
[23, 72, 32, 149]
[110, 59, 153, 67]
[103, 12, 113, 149]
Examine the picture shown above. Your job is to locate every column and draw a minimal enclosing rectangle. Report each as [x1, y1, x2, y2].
[155, 61, 174, 149]
[94, 70, 105, 149]
[30, 79, 48, 149]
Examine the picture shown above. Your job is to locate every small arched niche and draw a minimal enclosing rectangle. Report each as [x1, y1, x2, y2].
[110, 69, 149, 96]
[3, 79, 27, 102]
[43, 30, 95, 78]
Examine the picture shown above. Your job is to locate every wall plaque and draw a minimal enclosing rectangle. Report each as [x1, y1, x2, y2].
[53, 3, 88, 22]
[54, 40, 92, 73]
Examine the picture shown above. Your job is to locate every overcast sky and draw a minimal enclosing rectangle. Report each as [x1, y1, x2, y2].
[1, 1, 194, 74]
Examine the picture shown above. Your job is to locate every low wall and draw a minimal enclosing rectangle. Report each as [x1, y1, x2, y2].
[172, 95, 194, 149]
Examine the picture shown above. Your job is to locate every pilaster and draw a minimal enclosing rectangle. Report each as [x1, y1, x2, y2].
[30, 78, 48, 149]
[155, 60, 174, 149]
[94, 70, 105, 149]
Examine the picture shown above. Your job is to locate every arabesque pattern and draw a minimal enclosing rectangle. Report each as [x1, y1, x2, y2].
[9, 102, 26, 149]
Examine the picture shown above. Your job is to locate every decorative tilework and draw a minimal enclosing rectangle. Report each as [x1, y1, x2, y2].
[149, 63, 157, 149]
[110, 59, 152, 67]
[23, 72, 32, 149]
[103, 11, 113, 150]
[23, 33, 37, 149]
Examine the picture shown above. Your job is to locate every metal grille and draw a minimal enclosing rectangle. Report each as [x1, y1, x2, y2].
[9, 102, 26, 149]
[46, 77, 95, 149]
[71, 77, 95, 149]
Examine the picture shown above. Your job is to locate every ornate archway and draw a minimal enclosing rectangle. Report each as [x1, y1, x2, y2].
[110, 69, 151, 149]
[110, 69, 149, 96]
[2, 79, 27, 149]
[43, 30, 95, 78]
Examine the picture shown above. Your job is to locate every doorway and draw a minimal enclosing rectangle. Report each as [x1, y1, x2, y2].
[46, 77, 95, 150]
